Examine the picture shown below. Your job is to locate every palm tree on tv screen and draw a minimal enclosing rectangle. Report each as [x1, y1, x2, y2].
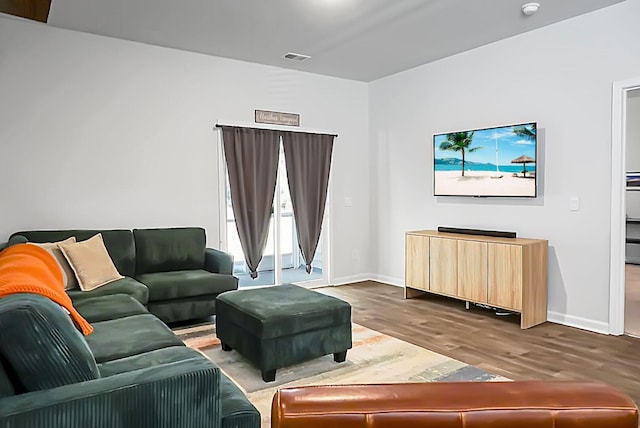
[511, 124, 536, 177]
[512, 123, 537, 141]
[439, 131, 482, 177]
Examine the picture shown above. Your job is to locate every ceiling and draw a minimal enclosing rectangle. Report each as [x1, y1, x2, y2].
[44, 0, 624, 82]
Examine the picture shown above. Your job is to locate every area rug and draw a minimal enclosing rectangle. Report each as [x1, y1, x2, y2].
[174, 323, 508, 427]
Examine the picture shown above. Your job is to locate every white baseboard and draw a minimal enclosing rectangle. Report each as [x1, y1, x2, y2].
[330, 273, 403, 287]
[368, 274, 404, 288]
[330, 273, 374, 286]
[547, 311, 610, 335]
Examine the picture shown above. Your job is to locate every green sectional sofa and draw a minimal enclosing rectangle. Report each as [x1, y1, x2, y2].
[8, 227, 238, 323]
[0, 292, 259, 428]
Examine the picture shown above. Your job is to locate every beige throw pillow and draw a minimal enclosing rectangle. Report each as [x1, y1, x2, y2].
[59, 233, 124, 291]
[29, 237, 79, 290]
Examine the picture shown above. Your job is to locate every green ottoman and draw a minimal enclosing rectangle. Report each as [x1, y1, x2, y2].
[215, 284, 352, 382]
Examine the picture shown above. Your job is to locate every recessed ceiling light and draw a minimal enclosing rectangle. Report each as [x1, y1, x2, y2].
[283, 52, 311, 61]
[522, 2, 540, 16]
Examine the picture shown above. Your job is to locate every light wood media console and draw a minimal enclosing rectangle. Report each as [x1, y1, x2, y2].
[405, 230, 548, 329]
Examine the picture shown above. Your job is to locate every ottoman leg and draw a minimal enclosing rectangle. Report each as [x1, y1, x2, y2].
[221, 342, 233, 352]
[262, 369, 276, 382]
[334, 351, 347, 363]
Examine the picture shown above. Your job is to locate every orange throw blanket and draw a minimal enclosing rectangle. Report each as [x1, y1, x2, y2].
[0, 243, 93, 336]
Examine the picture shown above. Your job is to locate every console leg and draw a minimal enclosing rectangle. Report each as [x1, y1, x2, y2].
[262, 369, 276, 382]
[221, 342, 233, 351]
[334, 351, 347, 363]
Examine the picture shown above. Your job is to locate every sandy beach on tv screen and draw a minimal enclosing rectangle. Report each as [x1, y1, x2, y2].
[434, 171, 535, 197]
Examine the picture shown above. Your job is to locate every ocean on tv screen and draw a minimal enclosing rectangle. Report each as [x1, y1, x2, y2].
[434, 162, 535, 174]
[433, 122, 536, 197]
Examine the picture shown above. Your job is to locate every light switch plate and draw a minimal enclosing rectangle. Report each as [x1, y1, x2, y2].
[570, 196, 580, 211]
[344, 197, 353, 207]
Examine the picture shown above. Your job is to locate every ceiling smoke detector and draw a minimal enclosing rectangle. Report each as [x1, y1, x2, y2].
[521, 2, 540, 16]
[283, 52, 311, 61]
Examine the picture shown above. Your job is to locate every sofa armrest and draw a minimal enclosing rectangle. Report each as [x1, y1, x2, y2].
[0, 235, 28, 252]
[8, 234, 28, 245]
[271, 382, 638, 428]
[0, 358, 221, 428]
[204, 248, 234, 275]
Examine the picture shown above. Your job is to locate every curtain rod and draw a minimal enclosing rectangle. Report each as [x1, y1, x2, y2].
[214, 123, 338, 138]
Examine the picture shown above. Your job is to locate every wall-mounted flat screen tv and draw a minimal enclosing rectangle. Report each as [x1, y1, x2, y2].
[433, 122, 537, 198]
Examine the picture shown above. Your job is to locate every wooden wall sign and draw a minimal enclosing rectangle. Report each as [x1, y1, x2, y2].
[255, 110, 300, 127]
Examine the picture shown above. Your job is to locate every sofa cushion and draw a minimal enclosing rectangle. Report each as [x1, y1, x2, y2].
[67, 277, 149, 305]
[74, 294, 148, 323]
[11, 230, 136, 277]
[138, 270, 238, 302]
[98, 346, 205, 377]
[59, 234, 124, 291]
[134, 227, 206, 275]
[28, 237, 77, 290]
[147, 296, 217, 324]
[0, 294, 100, 393]
[86, 314, 184, 363]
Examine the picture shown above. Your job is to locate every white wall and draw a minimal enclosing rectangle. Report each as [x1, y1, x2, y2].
[0, 16, 370, 282]
[369, 0, 640, 331]
[4, 1, 639, 330]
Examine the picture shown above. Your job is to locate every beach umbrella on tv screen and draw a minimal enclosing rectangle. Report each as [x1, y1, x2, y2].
[511, 155, 535, 177]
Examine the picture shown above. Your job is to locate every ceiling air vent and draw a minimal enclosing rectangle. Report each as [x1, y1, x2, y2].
[283, 52, 311, 61]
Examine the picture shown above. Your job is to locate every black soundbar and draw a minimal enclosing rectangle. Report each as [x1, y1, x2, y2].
[437, 227, 517, 239]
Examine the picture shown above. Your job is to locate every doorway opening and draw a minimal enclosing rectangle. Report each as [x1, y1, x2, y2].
[623, 88, 640, 337]
[609, 78, 640, 335]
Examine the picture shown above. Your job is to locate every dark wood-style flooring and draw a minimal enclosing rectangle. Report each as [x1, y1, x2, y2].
[318, 281, 640, 405]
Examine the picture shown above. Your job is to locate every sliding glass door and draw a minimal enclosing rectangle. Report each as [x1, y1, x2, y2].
[223, 142, 328, 288]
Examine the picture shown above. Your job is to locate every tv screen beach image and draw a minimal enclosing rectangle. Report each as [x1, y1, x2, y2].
[433, 123, 537, 197]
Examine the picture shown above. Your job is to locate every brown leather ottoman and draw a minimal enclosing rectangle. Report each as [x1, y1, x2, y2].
[272, 381, 638, 428]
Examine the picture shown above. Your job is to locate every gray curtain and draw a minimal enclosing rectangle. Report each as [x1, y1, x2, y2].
[281, 132, 334, 274]
[222, 126, 280, 278]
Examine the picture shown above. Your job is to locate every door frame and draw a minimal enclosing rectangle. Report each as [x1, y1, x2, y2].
[609, 77, 640, 335]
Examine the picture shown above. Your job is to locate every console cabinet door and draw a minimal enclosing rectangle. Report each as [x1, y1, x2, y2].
[405, 234, 429, 290]
[488, 243, 522, 311]
[429, 237, 458, 296]
[457, 240, 488, 303]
